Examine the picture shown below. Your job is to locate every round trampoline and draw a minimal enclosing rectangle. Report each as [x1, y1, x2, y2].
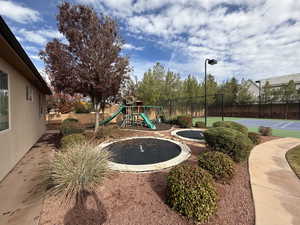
[98, 136, 191, 172]
[171, 129, 206, 142]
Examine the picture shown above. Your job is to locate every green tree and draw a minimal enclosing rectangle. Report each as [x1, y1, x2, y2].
[199, 74, 218, 105]
[280, 80, 298, 103]
[236, 79, 254, 104]
[136, 63, 165, 105]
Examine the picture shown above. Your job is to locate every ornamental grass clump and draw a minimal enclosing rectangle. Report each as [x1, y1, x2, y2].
[203, 127, 254, 162]
[45, 142, 111, 202]
[213, 121, 248, 135]
[60, 133, 86, 149]
[258, 126, 272, 136]
[198, 151, 235, 183]
[166, 164, 217, 223]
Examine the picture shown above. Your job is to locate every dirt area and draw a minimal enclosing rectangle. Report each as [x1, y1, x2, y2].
[37, 129, 281, 225]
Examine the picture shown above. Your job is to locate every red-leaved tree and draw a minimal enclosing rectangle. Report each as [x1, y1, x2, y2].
[40, 2, 130, 131]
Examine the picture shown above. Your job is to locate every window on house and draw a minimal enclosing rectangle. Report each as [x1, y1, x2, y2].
[0, 71, 9, 131]
[26, 85, 33, 101]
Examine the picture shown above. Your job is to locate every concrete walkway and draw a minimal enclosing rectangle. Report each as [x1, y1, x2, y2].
[0, 133, 56, 225]
[249, 138, 300, 225]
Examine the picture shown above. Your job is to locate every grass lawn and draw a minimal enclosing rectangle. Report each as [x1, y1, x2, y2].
[193, 117, 300, 138]
[286, 145, 300, 179]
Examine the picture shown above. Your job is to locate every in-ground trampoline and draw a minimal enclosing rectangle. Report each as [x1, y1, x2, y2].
[171, 129, 206, 142]
[98, 136, 191, 172]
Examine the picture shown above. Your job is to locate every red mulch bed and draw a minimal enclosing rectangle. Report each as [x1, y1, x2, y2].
[39, 132, 279, 225]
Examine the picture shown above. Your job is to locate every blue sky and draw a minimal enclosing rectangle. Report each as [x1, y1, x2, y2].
[0, 0, 300, 83]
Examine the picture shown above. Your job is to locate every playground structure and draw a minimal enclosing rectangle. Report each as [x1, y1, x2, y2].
[99, 101, 165, 130]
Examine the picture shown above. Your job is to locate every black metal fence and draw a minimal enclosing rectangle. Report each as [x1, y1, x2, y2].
[160, 94, 300, 120]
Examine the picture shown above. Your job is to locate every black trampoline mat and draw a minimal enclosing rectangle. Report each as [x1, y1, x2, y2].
[176, 130, 204, 140]
[105, 138, 181, 165]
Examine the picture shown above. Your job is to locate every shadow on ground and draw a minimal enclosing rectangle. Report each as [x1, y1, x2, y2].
[64, 191, 107, 225]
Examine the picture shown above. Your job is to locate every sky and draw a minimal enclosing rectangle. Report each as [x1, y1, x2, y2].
[0, 0, 300, 83]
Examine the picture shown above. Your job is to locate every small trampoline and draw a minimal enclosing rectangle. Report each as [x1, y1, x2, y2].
[98, 137, 191, 172]
[171, 129, 206, 142]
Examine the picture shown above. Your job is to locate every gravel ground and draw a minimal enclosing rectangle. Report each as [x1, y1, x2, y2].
[39, 131, 279, 225]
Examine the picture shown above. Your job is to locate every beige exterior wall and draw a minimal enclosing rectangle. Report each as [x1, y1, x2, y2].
[0, 57, 46, 181]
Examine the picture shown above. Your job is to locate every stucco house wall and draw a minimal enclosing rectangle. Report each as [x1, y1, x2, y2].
[0, 57, 46, 181]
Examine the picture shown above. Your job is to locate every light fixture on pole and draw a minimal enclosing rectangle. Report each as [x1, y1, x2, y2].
[204, 58, 218, 127]
[255, 80, 261, 118]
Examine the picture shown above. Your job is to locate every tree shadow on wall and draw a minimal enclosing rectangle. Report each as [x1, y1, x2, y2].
[64, 190, 107, 225]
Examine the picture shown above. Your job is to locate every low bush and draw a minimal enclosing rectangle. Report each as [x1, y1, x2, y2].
[60, 134, 86, 149]
[248, 132, 261, 145]
[60, 120, 84, 136]
[166, 164, 217, 223]
[212, 121, 248, 135]
[74, 102, 90, 113]
[177, 115, 193, 128]
[203, 127, 254, 162]
[198, 151, 235, 182]
[195, 121, 206, 128]
[44, 142, 111, 202]
[258, 126, 272, 136]
[62, 118, 79, 124]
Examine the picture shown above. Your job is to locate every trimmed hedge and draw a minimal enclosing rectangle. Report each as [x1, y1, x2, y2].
[166, 164, 217, 223]
[177, 116, 192, 128]
[198, 151, 235, 182]
[258, 126, 272, 136]
[60, 133, 86, 149]
[195, 121, 206, 128]
[248, 132, 261, 145]
[203, 127, 254, 162]
[60, 121, 84, 136]
[212, 121, 248, 135]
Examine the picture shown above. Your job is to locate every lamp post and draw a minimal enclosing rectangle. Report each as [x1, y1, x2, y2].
[255, 80, 261, 118]
[204, 58, 217, 127]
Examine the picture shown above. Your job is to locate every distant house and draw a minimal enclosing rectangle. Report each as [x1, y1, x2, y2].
[247, 73, 300, 97]
[0, 17, 51, 181]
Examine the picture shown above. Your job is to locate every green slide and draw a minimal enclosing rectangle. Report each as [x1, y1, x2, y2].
[99, 106, 124, 125]
[140, 113, 156, 129]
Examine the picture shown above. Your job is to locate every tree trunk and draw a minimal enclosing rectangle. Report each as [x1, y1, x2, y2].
[94, 103, 100, 133]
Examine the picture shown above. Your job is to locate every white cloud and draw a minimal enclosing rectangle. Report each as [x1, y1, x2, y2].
[18, 28, 64, 45]
[0, 0, 40, 23]
[123, 43, 144, 51]
[65, 0, 300, 81]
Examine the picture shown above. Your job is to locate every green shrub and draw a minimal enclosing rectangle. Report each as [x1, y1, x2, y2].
[213, 121, 248, 135]
[60, 121, 84, 136]
[195, 121, 206, 128]
[74, 102, 90, 113]
[203, 127, 254, 162]
[45, 142, 111, 202]
[248, 132, 261, 145]
[62, 118, 79, 124]
[166, 164, 217, 223]
[198, 151, 235, 182]
[177, 115, 192, 128]
[258, 126, 272, 136]
[60, 134, 86, 149]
